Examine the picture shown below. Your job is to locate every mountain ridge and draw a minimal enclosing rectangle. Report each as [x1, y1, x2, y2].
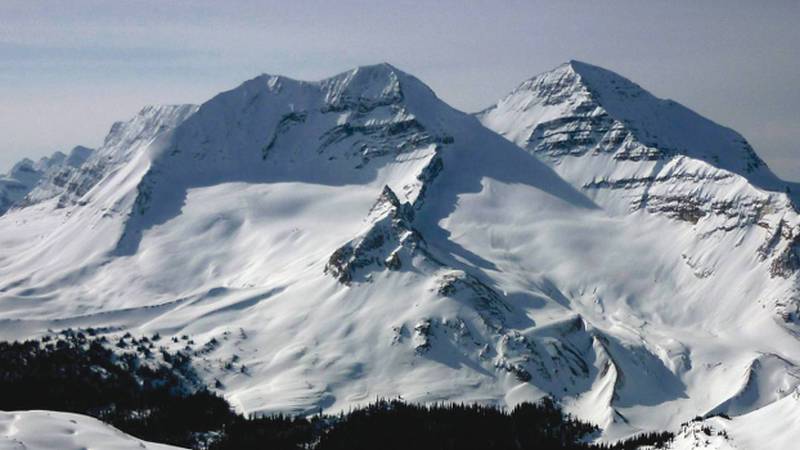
[0, 145, 95, 214]
[1, 61, 799, 447]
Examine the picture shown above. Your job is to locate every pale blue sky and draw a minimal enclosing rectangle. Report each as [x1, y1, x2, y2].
[2, 1, 798, 179]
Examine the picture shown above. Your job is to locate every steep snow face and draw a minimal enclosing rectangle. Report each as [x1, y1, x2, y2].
[2, 63, 800, 445]
[0, 146, 94, 214]
[0, 410, 183, 450]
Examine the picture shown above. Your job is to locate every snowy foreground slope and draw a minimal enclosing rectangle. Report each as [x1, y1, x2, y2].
[1, 62, 800, 447]
[0, 410, 183, 450]
[655, 389, 800, 449]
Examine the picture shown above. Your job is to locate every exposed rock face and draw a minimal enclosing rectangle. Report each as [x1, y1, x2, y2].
[325, 185, 424, 284]
[262, 111, 307, 159]
[435, 270, 509, 329]
[769, 234, 800, 279]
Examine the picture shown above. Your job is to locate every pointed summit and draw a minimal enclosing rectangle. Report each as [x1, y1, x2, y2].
[565, 60, 648, 97]
[508, 60, 659, 110]
[480, 61, 778, 187]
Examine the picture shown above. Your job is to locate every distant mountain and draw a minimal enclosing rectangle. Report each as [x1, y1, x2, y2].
[0, 145, 94, 214]
[1, 62, 799, 448]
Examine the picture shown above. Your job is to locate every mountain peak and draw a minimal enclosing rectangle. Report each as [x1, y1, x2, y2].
[9, 158, 35, 176]
[321, 64, 403, 109]
[218, 63, 436, 118]
[483, 61, 778, 188]
[319, 62, 437, 113]
[352, 61, 402, 75]
[65, 145, 94, 168]
[510, 60, 649, 109]
[334, 62, 410, 82]
[0, 146, 96, 214]
[565, 60, 644, 91]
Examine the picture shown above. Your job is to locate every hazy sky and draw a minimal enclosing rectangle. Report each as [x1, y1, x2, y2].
[1, 1, 798, 179]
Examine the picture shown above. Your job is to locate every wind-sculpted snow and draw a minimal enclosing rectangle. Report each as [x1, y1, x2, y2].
[2, 62, 800, 447]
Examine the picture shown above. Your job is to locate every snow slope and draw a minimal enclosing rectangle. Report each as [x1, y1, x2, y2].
[661, 388, 800, 449]
[0, 410, 183, 450]
[1, 62, 799, 446]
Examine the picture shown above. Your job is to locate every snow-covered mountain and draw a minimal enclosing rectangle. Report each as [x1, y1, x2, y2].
[479, 61, 800, 282]
[1, 61, 799, 447]
[0, 145, 94, 214]
[477, 60, 800, 443]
